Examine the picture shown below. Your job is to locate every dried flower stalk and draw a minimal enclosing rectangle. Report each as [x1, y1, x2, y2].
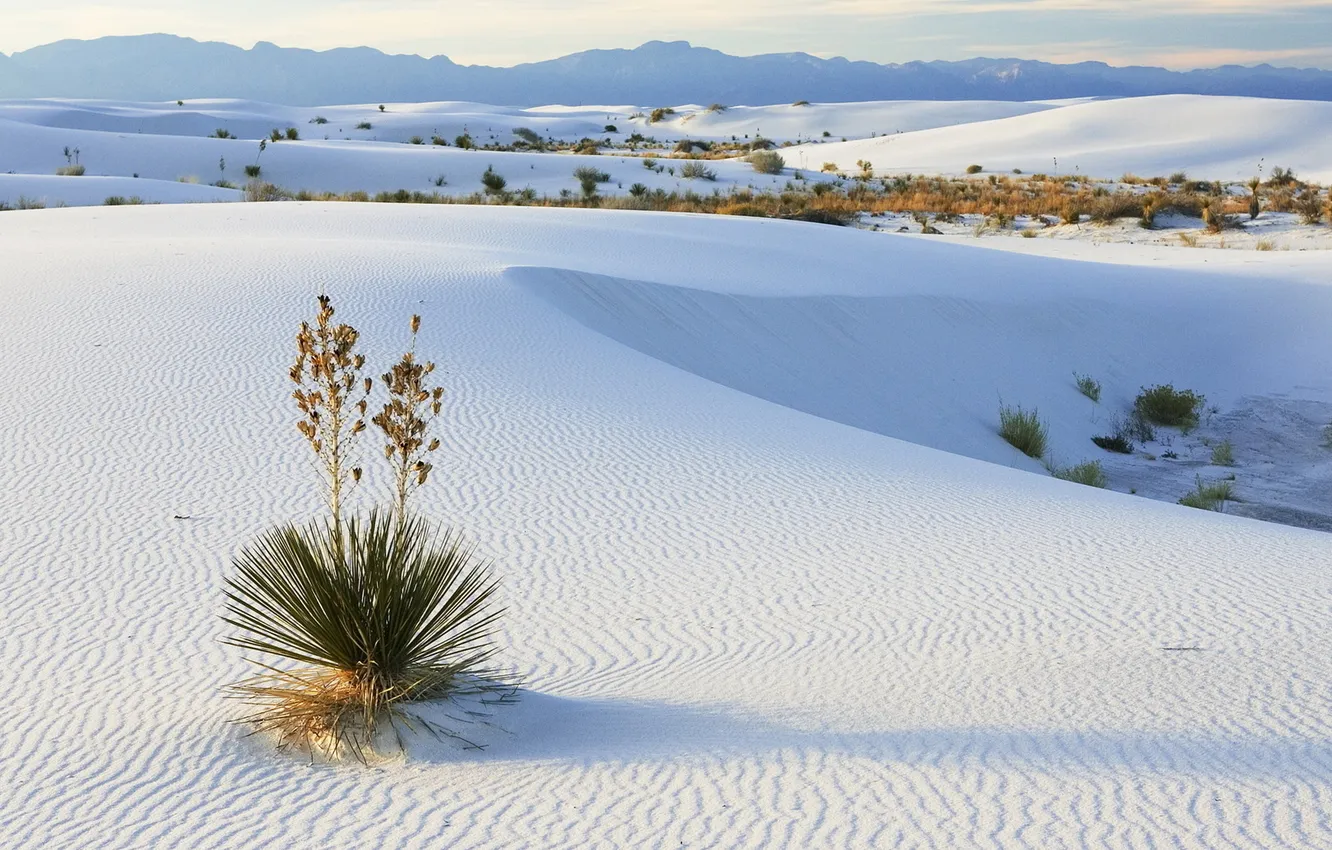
[291, 295, 371, 533]
[372, 314, 444, 523]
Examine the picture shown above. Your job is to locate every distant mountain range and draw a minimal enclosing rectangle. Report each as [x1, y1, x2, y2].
[3, 35, 1332, 105]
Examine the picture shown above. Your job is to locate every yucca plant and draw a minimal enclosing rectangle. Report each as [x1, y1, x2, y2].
[225, 296, 510, 761]
[224, 511, 506, 759]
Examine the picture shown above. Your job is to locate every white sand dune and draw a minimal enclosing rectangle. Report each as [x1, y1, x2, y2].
[1, 203, 1330, 849]
[0, 97, 1056, 146]
[0, 95, 1327, 206]
[0, 173, 241, 206]
[794, 95, 1332, 182]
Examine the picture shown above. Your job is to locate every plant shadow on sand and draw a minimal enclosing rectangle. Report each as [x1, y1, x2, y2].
[407, 691, 1332, 782]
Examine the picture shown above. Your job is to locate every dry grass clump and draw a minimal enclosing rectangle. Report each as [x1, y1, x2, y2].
[747, 151, 785, 175]
[1210, 440, 1235, 466]
[225, 298, 509, 761]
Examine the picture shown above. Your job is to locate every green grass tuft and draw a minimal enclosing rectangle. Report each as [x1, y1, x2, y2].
[1134, 384, 1204, 429]
[1051, 460, 1107, 488]
[998, 404, 1048, 458]
[1073, 372, 1101, 403]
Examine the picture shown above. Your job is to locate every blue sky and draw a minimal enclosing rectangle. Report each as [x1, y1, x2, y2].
[3, 0, 1330, 69]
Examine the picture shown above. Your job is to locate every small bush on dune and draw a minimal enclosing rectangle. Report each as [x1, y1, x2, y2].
[966, 164, 983, 174]
[999, 404, 1047, 458]
[680, 161, 717, 181]
[244, 164, 262, 178]
[481, 166, 507, 195]
[356, 121, 373, 130]
[1092, 433, 1133, 454]
[311, 116, 329, 125]
[55, 165, 86, 176]
[1294, 190, 1324, 225]
[1134, 384, 1204, 429]
[245, 180, 291, 202]
[1074, 372, 1101, 402]
[1051, 460, 1107, 488]
[408, 136, 425, 145]
[1210, 440, 1234, 466]
[213, 129, 234, 139]
[748, 151, 785, 175]
[648, 107, 676, 123]
[104, 195, 144, 205]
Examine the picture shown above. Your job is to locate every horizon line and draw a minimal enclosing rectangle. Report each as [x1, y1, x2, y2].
[4, 32, 1330, 74]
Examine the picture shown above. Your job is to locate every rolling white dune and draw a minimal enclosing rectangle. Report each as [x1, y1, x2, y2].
[796, 95, 1332, 182]
[2, 94, 1328, 210]
[0, 204, 1330, 849]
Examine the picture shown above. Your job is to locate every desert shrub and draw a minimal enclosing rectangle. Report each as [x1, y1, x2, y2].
[1255, 239, 1275, 251]
[1294, 190, 1324, 224]
[1267, 166, 1297, 187]
[1178, 476, 1235, 511]
[103, 195, 144, 206]
[1202, 199, 1233, 233]
[998, 404, 1047, 458]
[1091, 433, 1133, 454]
[1169, 171, 1188, 184]
[1052, 460, 1107, 488]
[1210, 440, 1234, 466]
[748, 151, 785, 175]
[1322, 423, 1332, 449]
[966, 164, 983, 174]
[408, 136, 424, 145]
[213, 129, 234, 139]
[55, 165, 86, 176]
[270, 129, 284, 142]
[680, 161, 717, 181]
[573, 166, 610, 184]
[244, 164, 262, 178]
[1134, 384, 1204, 429]
[1088, 194, 1142, 223]
[1074, 373, 1101, 402]
[356, 121, 373, 130]
[706, 103, 727, 113]
[311, 116, 329, 125]
[574, 166, 609, 197]
[628, 183, 648, 197]
[245, 180, 291, 202]
[13, 196, 45, 210]
[283, 128, 299, 141]
[642, 158, 658, 170]
[455, 133, 475, 149]
[513, 127, 541, 145]
[648, 107, 676, 123]
[792, 100, 811, 106]
[480, 166, 507, 195]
